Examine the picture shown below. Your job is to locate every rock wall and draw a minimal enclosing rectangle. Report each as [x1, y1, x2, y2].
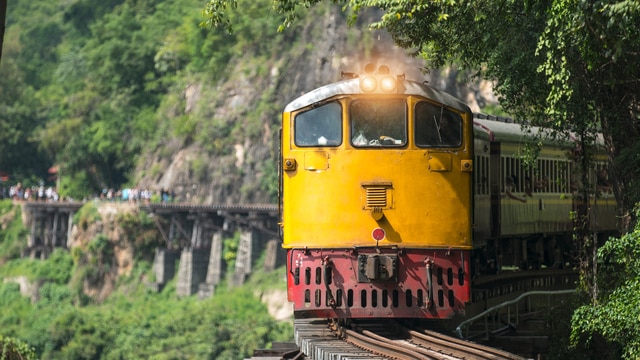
[134, 6, 497, 205]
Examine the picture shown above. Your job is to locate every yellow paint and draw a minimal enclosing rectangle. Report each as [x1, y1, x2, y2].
[281, 98, 474, 250]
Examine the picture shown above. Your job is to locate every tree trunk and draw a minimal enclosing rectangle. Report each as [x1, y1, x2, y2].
[0, 0, 7, 64]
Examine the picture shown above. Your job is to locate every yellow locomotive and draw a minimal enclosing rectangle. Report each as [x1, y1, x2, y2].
[280, 64, 474, 319]
[280, 64, 619, 321]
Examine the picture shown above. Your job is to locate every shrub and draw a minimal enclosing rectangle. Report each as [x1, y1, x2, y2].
[0, 335, 37, 360]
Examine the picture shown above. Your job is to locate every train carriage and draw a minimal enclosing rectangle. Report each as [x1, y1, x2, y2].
[280, 64, 474, 319]
[472, 116, 618, 272]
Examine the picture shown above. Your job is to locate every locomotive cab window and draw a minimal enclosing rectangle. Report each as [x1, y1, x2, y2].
[350, 99, 407, 147]
[415, 102, 462, 147]
[294, 102, 342, 147]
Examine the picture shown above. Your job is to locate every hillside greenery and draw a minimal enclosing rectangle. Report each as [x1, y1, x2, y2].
[0, 0, 290, 200]
[0, 200, 292, 359]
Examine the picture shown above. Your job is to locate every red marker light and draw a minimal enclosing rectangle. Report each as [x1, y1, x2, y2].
[372, 227, 386, 241]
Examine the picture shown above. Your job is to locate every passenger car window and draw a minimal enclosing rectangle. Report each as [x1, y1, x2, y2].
[294, 102, 342, 146]
[415, 102, 462, 147]
[350, 99, 406, 147]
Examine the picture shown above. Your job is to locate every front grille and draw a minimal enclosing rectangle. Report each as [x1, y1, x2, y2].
[298, 265, 463, 308]
[365, 186, 387, 207]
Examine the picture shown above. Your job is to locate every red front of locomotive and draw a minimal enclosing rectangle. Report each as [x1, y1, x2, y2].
[286, 247, 470, 319]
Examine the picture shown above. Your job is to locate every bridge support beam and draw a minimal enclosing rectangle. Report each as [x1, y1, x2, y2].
[25, 205, 73, 259]
[206, 231, 224, 285]
[190, 217, 202, 248]
[66, 210, 74, 248]
[264, 239, 286, 272]
[176, 248, 210, 297]
[231, 229, 263, 287]
[151, 248, 181, 291]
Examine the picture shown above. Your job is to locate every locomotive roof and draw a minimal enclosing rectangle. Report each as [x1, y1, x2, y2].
[284, 77, 471, 114]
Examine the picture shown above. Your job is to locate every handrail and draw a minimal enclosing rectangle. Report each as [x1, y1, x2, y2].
[455, 289, 576, 339]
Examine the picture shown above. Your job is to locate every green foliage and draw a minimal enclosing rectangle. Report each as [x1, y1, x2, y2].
[0, 200, 12, 215]
[117, 210, 163, 260]
[36, 249, 74, 284]
[571, 207, 640, 358]
[0, 259, 39, 280]
[223, 232, 240, 269]
[0, 201, 27, 262]
[0, 335, 37, 360]
[3, 0, 202, 192]
[87, 234, 114, 261]
[190, 156, 210, 182]
[0, 282, 31, 328]
[3, 0, 290, 202]
[73, 202, 101, 231]
[0, 260, 291, 359]
[57, 170, 93, 200]
[0, 200, 291, 358]
[543, 294, 591, 360]
[260, 156, 279, 202]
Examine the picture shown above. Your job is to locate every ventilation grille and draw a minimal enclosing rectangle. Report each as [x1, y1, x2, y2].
[297, 265, 463, 308]
[362, 182, 392, 209]
[366, 187, 387, 208]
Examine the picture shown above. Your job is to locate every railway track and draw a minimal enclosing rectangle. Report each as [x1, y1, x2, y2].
[249, 270, 576, 359]
[292, 318, 526, 360]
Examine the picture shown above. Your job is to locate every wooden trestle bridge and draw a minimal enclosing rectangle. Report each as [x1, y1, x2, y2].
[21, 201, 282, 298]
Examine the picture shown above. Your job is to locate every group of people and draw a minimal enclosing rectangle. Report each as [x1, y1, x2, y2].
[0, 183, 176, 203]
[99, 187, 176, 203]
[0, 183, 60, 202]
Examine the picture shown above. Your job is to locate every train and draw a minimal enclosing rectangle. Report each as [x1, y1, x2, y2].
[279, 63, 617, 320]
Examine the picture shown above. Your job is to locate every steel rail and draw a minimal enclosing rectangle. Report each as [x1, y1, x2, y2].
[342, 327, 434, 360]
[408, 328, 525, 360]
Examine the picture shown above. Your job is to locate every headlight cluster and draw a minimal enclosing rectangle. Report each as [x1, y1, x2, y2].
[358, 64, 399, 93]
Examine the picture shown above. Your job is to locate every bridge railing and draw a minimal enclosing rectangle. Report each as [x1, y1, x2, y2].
[455, 289, 576, 340]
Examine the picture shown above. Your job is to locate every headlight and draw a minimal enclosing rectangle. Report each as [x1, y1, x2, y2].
[357, 64, 400, 93]
[380, 76, 397, 92]
[360, 76, 377, 92]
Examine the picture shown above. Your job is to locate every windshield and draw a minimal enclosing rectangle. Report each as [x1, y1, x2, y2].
[350, 99, 407, 147]
[294, 102, 342, 147]
[415, 102, 462, 147]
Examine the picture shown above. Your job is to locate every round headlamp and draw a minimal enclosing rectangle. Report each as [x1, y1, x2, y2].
[360, 76, 377, 92]
[380, 76, 397, 92]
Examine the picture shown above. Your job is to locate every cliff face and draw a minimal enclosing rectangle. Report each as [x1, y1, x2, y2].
[70, 203, 139, 302]
[135, 6, 497, 205]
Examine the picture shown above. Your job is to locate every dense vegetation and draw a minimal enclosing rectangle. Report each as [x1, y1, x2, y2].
[0, 200, 292, 359]
[0, 0, 289, 200]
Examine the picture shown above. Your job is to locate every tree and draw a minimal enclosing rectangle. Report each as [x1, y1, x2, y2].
[0, 0, 6, 63]
[0, 336, 37, 360]
[0, 28, 52, 184]
[571, 207, 640, 358]
[537, 1, 640, 232]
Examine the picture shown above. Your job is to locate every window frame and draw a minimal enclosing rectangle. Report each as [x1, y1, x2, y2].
[414, 101, 463, 148]
[293, 101, 343, 147]
[349, 98, 408, 148]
